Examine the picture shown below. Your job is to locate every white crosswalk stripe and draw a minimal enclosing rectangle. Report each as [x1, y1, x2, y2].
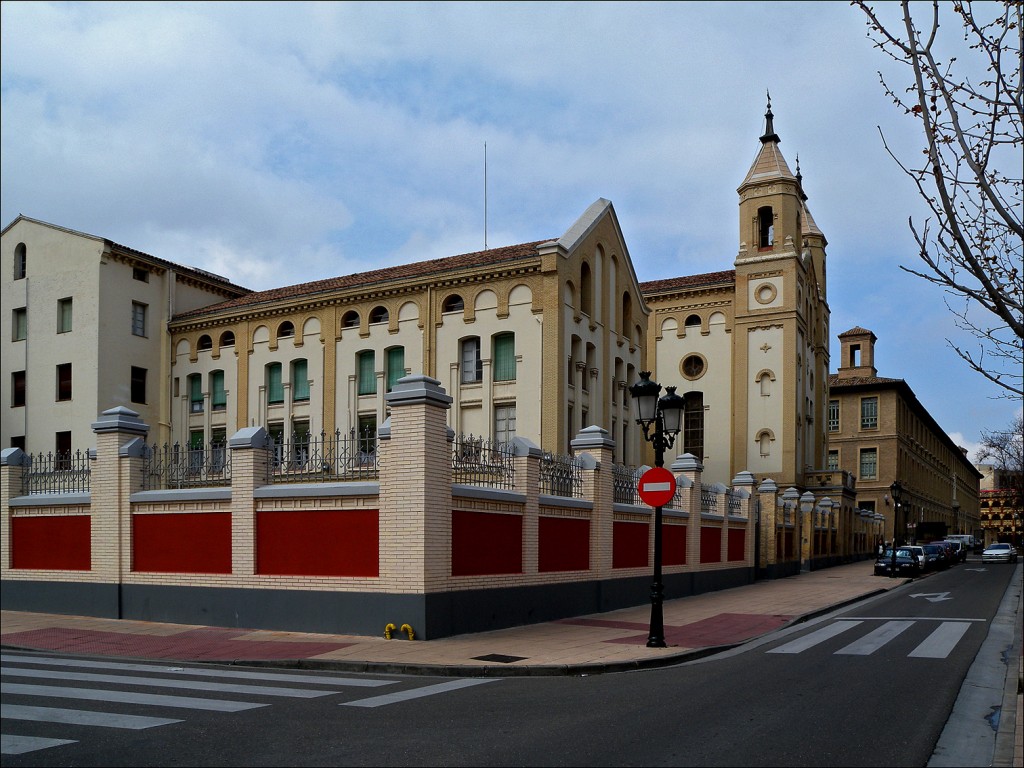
[766, 618, 978, 658]
[0, 652, 500, 755]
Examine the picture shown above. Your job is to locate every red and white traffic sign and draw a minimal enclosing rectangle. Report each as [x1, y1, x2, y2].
[637, 466, 676, 508]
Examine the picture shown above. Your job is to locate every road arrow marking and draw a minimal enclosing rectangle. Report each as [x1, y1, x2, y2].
[964, 568, 986, 572]
[909, 592, 952, 602]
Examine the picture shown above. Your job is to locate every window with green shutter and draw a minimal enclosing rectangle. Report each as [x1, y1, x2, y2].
[357, 351, 376, 395]
[292, 359, 309, 401]
[493, 333, 516, 381]
[189, 373, 203, 413]
[210, 370, 226, 410]
[386, 347, 405, 392]
[267, 363, 283, 404]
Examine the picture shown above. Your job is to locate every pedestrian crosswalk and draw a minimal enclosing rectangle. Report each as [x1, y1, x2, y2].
[0, 652, 498, 756]
[766, 617, 982, 658]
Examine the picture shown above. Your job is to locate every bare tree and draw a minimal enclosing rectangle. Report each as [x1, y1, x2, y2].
[854, 1, 1023, 396]
[976, 413, 1024, 475]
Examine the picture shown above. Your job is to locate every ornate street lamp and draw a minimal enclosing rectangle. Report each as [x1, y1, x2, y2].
[889, 480, 903, 579]
[629, 371, 684, 648]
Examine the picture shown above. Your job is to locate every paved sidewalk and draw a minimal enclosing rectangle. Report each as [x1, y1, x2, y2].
[1, 561, 896, 675]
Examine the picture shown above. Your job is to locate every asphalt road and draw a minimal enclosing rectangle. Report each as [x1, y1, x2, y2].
[1, 561, 1018, 767]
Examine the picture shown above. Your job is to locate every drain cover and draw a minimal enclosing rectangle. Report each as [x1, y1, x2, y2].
[472, 653, 527, 663]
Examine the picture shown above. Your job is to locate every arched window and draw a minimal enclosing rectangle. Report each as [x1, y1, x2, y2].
[684, 314, 701, 331]
[443, 295, 464, 313]
[621, 292, 632, 337]
[683, 392, 704, 461]
[277, 321, 294, 339]
[759, 372, 773, 396]
[197, 334, 213, 351]
[14, 243, 26, 280]
[266, 363, 283, 404]
[758, 206, 774, 248]
[580, 262, 593, 317]
[369, 306, 389, 324]
[342, 310, 360, 328]
[219, 331, 235, 347]
[758, 430, 773, 457]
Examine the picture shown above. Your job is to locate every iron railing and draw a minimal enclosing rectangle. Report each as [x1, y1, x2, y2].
[727, 489, 742, 516]
[267, 428, 378, 483]
[612, 463, 641, 505]
[701, 483, 719, 514]
[22, 450, 92, 495]
[142, 441, 231, 490]
[540, 451, 583, 498]
[451, 434, 515, 489]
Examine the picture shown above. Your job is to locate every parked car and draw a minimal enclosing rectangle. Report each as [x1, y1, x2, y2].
[941, 540, 967, 563]
[931, 540, 957, 565]
[922, 543, 950, 570]
[905, 545, 929, 572]
[874, 547, 921, 577]
[981, 542, 1018, 564]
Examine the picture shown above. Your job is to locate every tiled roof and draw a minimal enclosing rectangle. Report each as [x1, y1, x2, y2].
[639, 270, 736, 295]
[174, 239, 552, 320]
[827, 373, 903, 387]
[740, 141, 796, 188]
[838, 326, 876, 338]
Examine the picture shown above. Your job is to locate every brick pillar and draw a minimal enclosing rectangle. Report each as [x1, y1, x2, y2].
[379, 375, 452, 594]
[757, 479, 779, 569]
[671, 453, 703, 568]
[1, 448, 27, 571]
[91, 407, 150, 588]
[228, 426, 270, 576]
[571, 426, 615, 577]
[732, 471, 757, 563]
[511, 436, 542, 575]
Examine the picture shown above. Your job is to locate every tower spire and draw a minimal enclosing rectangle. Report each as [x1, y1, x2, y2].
[760, 90, 780, 144]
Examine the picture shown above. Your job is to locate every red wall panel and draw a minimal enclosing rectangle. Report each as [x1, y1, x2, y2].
[12, 515, 91, 570]
[664, 523, 687, 566]
[256, 509, 378, 577]
[700, 526, 722, 563]
[133, 512, 231, 574]
[613, 520, 648, 569]
[539, 516, 590, 572]
[451, 510, 522, 576]
[727, 527, 746, 561]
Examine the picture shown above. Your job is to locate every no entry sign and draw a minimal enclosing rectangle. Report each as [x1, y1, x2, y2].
[637, 466, 676, 508]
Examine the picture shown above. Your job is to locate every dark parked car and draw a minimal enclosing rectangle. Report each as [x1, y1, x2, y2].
[942, 540, 967, 563]
[874, 547, 921, 577]
[922, 543, 949, 570]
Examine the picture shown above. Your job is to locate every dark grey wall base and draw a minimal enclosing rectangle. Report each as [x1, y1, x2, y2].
[2, 566, 755, 640]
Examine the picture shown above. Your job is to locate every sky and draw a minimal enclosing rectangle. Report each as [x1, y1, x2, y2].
[2, 1, 1020, 462]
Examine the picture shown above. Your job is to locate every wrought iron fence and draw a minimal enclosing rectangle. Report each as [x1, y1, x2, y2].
[22, 450, 92, 495]
[727, 489, 742, 516]
[451, 434, 515, 489]
[701, 483, 719, 514]
[612, 463, 641, 505]
[540, 451, 583, 498]
[267, 428, 378, 483]
[142, 441, 231, 490]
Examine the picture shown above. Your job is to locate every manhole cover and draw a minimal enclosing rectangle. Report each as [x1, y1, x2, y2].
[472, 653, 527, 663]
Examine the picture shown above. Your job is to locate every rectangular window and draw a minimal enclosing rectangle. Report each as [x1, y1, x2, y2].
[188, 429, 205, 473]
[267, 363, 283, 405]
[56, 431, 71, 468]
[386, 347, 405, 392]
[357, 351, 376, 395]
[827, 450, 839, 471]
[461, 338, 482, 383]
[859, 447, 878, 480]
[860, 396, 878, 430]
[57, 298, 73, 333]
[131, 302, 147, 337]
[495, 403, 517, 445]
[56, 363, 72, 401]
[133, 267, 149, 282]
[493, 333, 516, 381]
[12, 371, 26, 407]
[189, 374, 203, 413]
[291, 360, 309, 402]
[357, 415, 377, 462]
[210, 370, 226, 410]
[131, 366, 147, 404]
[211, 427, 227, 471]
[12, 307, 27, 341]
[828, 399, 839, 432]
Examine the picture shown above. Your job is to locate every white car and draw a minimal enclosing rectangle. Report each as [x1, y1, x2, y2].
[981, 542, 1018, 564]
